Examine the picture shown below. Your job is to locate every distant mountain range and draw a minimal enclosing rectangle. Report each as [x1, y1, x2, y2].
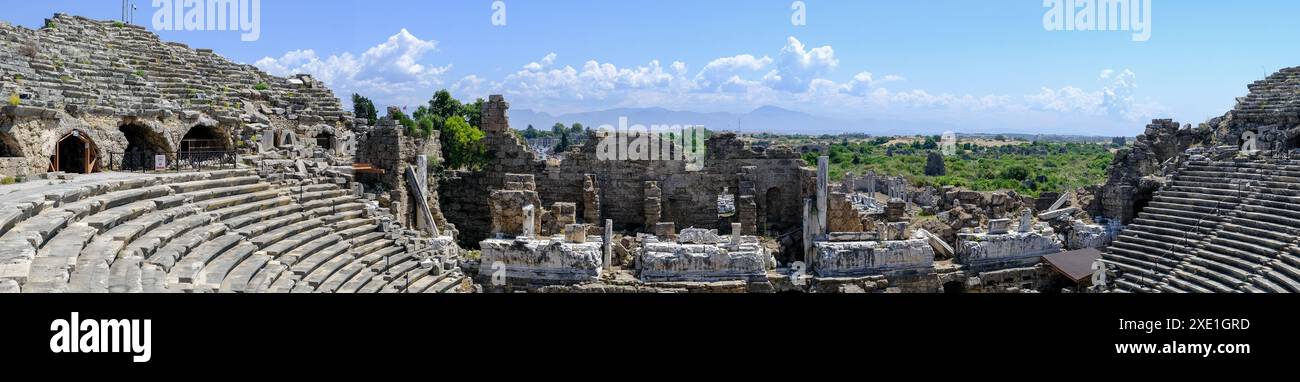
[507, 106, 966, 136]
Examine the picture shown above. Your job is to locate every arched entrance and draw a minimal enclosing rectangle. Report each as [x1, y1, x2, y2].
[315, 131, 334, 151]
[52, 131, 97, 174]
[180, 125, 228, 154]
[178, 125, 232, 169]
[0, 132, 21, 157]
[119, 123, 170, 171]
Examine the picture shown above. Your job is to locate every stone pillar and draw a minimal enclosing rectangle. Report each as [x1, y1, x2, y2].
[730, 223, 743, 245]
[583, 174, 601, 224]
[1019, 208, 1033, 233]
[603, 219, 613, 271]
[522, 204, 535, 238]
[481, 95, 510, 136]
[644, 181, 662, 228]
[803, 198, 817, 270]
[817, 156, 828, 237]
[867, 171, 876, 197]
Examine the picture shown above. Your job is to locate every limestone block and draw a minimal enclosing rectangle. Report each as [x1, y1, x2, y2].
[812, 239, 935, 277]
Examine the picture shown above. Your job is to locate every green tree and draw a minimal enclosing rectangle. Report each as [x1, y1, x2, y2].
[523, 124, 540, 139]
[555, 132, 571, 153]
[441, 115, 486, 169]
[551, 123, 567, 136]
[570, 123, 585, 135]
[429, 90, 463, 120]
[351, 94, 378, 125]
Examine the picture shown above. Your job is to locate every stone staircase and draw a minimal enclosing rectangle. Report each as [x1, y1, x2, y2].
[0, 169, 467, 293]
[1105, 159, 1300, 293]
[0, 14, 347, 124]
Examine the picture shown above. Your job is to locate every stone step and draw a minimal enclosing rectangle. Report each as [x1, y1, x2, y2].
[105, 255, 143, 293]
[1217, 222, 1297, 248]
[127, 212, 215, 261]
[218, 252, 272, 293]
[165, 233, 241, 282]
[1176, 263, 1242, 293]
[364, 256, 421, 293]
[315, 242, 397, 293]
[208, 194, 291, 220]
[1206, 235, 1282, 262]
[289, 241, 352, 278]
[195, 243, 259, 290]
[295, 243, 358, 292]
[247, 262, 288, 293]
[339, 248, 409, 293]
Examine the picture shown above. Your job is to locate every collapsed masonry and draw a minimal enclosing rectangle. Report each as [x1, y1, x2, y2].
[440, 95, 810, 253]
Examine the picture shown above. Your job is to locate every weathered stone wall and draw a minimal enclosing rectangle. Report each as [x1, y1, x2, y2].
[439, 95, 810, 247]
[354, 117, 446, 233]
[0, 14, 354, 175]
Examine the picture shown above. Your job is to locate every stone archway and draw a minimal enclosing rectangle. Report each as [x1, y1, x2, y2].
[0, 131, 21, 158]
[119, 123, 171, 171]
[315, 131, 334, 151]
[180, 125, 230, 154]
[52, 131, 98, 174]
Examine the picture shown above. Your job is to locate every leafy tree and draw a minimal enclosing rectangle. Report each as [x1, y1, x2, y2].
[523, 124, 540, 139]
[555, 132, 571, 153]
[429, 90, 463, 120]
[551, 123, 567, 136]
[351, 94, 378, 125]
[441, 115, 485, 169]
[570, 123, 585, 135]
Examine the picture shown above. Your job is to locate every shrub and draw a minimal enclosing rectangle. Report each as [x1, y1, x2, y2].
[1, 177, 15, 185]
[8, 93, 19, 107]
[253, 82, 269, 91]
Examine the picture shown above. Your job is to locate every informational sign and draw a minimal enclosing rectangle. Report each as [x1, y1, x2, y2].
[154, 155, 167, 171]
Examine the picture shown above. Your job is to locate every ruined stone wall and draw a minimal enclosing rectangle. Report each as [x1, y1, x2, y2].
[0, 14, 354, 175]
[439, 96, 810, 247]
[354, 118, 445, 233]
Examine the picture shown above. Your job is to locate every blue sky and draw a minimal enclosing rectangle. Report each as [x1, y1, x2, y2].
[7, 0, 1300, 135]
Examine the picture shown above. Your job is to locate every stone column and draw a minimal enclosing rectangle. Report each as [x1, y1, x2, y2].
[603, 219, 613, 271]
[730, 223, 743, 246]
[522, 204, 535, 238]
[817, 156, 828, 237]
[1019, 208, 1033, 233]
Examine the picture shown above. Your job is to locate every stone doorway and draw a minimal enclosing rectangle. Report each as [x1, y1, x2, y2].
[0, 132, 21, 157]
[315, 131, 334, 151]
[180, 125, 228, 154]
[53, 131, 97, 174]
[119, 123, 170, 171]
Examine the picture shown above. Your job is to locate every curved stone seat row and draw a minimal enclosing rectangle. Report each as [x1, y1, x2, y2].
[1106, 160, 1300, 293]
[0, 169, 466, 293]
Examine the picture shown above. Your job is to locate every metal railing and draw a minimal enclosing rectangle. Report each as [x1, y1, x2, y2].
[107, 150, 238, 173]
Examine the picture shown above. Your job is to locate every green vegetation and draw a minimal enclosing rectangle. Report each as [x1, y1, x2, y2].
[113, 21, 125, 28]
[8, 93, 19, 107]
[44, 20, 56, 30]
[133, 69, 144, 78]
[253, 82, 269, 91]
[408, 89, 488, 169]
[1, 176, 15, 185]
[802, 138, 1114, 197]
[351, 94, 378, 125]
